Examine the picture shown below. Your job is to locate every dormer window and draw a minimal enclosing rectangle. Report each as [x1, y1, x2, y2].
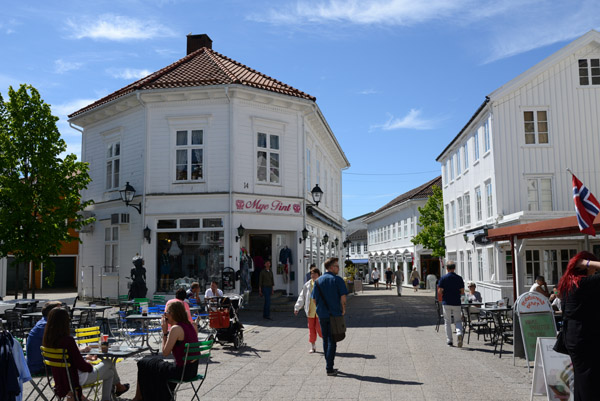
[578, 58, 600, 85]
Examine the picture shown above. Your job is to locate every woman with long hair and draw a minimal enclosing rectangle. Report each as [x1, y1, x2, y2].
[131, 300, 199, 401]
[42, 308, 129, 401]
[294, 266, 322, 353]
[556, 251, 600, 400]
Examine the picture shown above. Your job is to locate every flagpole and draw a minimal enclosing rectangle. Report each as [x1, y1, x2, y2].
[566, 168, 573, 176]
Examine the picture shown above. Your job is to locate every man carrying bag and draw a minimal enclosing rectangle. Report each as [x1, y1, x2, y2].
[313, 257, 348, 376]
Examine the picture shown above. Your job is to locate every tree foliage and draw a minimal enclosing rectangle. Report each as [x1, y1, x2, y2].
[411, 185, 445, 258]
[0, 84, 93, 297]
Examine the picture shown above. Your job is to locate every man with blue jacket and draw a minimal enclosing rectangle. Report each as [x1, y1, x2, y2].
[437, 262, 465, 347]
[26, 301, 62, 374]
[312, 257, 348, 376]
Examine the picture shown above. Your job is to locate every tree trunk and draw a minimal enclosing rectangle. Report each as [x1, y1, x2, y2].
[14, 261, 19, 299]
[22, 261, 30, 299]
[31, 262, 36, 299]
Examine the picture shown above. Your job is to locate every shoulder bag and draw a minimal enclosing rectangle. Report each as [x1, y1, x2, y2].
[553, 319, 568, 355]
[315, 281, 346, 342]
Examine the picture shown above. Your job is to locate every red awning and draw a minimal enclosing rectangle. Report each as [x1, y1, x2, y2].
[487, 214, 600, 241]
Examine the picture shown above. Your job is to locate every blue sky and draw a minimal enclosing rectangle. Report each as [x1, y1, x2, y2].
[1, 1, 599, 219]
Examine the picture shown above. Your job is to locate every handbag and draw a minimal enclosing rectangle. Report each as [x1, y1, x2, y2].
[553, 320, 568, 355]
[315, 281, 346, 342]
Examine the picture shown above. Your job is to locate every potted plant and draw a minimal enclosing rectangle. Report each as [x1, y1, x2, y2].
[344, 260, 357, 293]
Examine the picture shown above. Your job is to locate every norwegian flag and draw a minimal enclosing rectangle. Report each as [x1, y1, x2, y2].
[572, 174, 600, 235]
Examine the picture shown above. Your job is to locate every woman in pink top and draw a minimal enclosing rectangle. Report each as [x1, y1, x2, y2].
[165, 288, 197, 331]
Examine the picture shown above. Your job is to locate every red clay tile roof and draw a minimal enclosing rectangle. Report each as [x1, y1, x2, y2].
[69, 47, 316, 118]
[371, 176, 442, 216]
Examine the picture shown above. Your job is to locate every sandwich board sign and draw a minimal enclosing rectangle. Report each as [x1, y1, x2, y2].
[530, 337, 573, 401]
[513, 291, 557, 371]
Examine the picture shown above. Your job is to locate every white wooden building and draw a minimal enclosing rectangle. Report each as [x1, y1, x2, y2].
[364, 176, 442, 286]
[436, 30, 600, 303]
[69, 34, 349, 300]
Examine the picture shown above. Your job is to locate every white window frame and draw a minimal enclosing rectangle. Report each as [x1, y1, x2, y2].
[475, 186, 482, 221]
[527, 176, 553, 211]
[174, 129, 204, 182]
[477, 249, 483, 280]
[467, 250, 473, 280]
[104, 226, 119, 269]
[442, 164, 447, 185]
[404, 220, 408, 238]
[451, 201, 456, 230]
[485, 180, 493, 218]
[257, 132, 280, 184]
[464, 192, 471, 225]
[578, 58, 600, 86]
[104, 134, 121, 191]
[306, 149, 311, 191]
[463, 142, 469, 170]
[473, 131, 480, 161]
[523, 109, 549, 145]
[484, 119, 491, 152]
[444, 205, 449, 231]
[456, 150, 461, 176]
[458, 197, 464, 227]
[450, 156, 455, 180]
[168, 115, 211, 184]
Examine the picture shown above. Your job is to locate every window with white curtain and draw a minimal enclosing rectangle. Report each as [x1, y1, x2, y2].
[527, 177, 553, 211]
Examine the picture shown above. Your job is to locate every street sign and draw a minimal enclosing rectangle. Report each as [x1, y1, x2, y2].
[530, 337, 573, 401]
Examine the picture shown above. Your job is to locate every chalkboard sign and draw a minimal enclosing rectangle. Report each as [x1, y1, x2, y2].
[519, 313, 556, 362]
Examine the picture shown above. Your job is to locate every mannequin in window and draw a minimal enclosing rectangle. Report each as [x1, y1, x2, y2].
[129, 255, 148, 300]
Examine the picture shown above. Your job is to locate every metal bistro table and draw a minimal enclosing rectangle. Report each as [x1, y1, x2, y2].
[86, 345, 149, 364]
[73, 305, 114, 335]
[125, 314, 162, 353]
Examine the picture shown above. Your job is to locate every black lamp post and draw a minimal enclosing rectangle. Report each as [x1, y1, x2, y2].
[235, 224, 245, 242]
[119, 182, 142, 214]
[311, 184, 323, 206]
[299, 227, 309, 244]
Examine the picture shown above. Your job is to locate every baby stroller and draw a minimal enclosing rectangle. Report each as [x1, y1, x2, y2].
[208, 295, 244, 349]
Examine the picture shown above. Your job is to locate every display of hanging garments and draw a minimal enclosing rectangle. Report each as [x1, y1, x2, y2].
[279, 246, 292, 266]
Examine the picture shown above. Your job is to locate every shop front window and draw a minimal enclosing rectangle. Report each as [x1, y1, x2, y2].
[156, 229, 224, 293]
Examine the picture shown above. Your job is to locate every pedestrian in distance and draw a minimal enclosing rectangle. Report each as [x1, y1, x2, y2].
[410, 267, 420, 292]
[259, 260, 274, 320]
[306, 263, 316, 282]
[437, 262, 465, 347]
[371, 268, 380, 289]
[385, 267, 393, 290]
[294, 266, 323, 353]
[394, 268, 404, 297]
[312, 257, 348, 376]
[556, 251, 600, 400]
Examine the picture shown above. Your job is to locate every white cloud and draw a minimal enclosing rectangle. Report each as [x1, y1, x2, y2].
[0, 18, 19, 34]
[66, 14, 175, 41]
[371, 109, 436, 131]
[51, 98, 97, 119]
[358, 89, 379, 95]
[106, 68, 152, 80]
[55, 59, 83, 74]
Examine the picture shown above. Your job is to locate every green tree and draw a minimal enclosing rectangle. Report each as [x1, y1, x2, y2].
[411, 184, 445, 257]
[0, 84, 93, 298]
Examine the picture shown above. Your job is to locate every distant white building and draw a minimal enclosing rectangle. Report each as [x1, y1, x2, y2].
[343, 214, 370, 281]
[69, 34, 349, 299]
[436, 30, 600, 303]
[364, 177, 441, 286]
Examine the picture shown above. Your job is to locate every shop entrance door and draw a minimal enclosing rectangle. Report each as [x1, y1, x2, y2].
[249, 234, 272, 291]
[420, 255, 440, 288]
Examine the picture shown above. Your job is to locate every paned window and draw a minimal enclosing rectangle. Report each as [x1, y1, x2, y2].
[175, 130, 203, 181]
[104, 226, 119, 269]
[460, 252, 465, 276]
[456, 150, 461, 175]
[475, 186, 482, 221]
[525, 250, 541, 285]
[463, 142, 469, 170]
[484, 119, 491, 152]
[523, 110, 548, 144]
[467, 250, 473, 280]
[485, 181, 493, 218]
[363, 243, 368, 252]
[451, 201, 456, 230]
[442, 165, 447, 185]
[458, 197, 464, 227]
[473, 132, 480, 160]
[105, 141, 120, 190]
[477, 250, 483, 280]
[404, 220, 408, 238]
[464, 192, 471, 225]
[444, 205, 449, 231]
[578, 58, 600, 85]
[527, 178, 553, 211]
[257, 132, 280, 184]
[450, 156, 455, 180]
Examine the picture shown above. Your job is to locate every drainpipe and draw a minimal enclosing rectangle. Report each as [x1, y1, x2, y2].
[510, 236, 517, 302]
[70, 121, 86, 298]
[136, 92, 149, 291]
[225, 87, 234, 289]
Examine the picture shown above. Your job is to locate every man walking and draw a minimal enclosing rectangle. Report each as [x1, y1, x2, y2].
[259, 260, 274, 320]
[312, 257, 348, 376]
[385, 267, 393, 290]
[437, 262, 465, 347]
[394, 268, 404, 297]
[371, 267, 380, 289]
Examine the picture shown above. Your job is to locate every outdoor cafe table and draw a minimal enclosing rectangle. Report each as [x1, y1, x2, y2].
[125, 314, 162, 352]
[22, 311, 43, 326]
[0, 299, 48, 315]
[86, 345, 149, 364]
[74, 305, 114, 335]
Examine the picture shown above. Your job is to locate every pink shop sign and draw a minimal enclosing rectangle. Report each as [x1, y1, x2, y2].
[235, 198, 302, 214]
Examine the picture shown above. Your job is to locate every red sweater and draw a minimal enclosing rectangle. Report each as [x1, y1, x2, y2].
[49, 336, 93, 398]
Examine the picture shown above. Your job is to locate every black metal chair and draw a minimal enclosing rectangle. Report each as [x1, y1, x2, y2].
[435, 300, 444, 332]
[491, 311, 513, 357]
[4, 309, 29, 339]
[462, 307, 490, 344]
[76, 310, 97, 328]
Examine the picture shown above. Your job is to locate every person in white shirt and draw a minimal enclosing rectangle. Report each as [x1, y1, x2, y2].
[529, 276, 551, 298]
[371, 268, 380, 289]
[205, 281, 224, 299]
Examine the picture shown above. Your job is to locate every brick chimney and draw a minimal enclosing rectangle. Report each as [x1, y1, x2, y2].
[187, 34, 212, 54]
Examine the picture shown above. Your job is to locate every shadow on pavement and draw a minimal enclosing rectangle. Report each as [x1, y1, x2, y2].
[337, 352, 376, 359]
[337, 371, 422, 385]
[221, 345, 270, 358]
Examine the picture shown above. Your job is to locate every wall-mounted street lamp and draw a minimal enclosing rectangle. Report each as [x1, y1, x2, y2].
[463, 233, 469, 242]
[311, 184, 323, 207]
[299, 227, 309, 244]
[235, 224, 245, 242]
[322, 233, 329, 245]
[343, 239, 351, 248]
[143, 225, 152, 243]
[119, 182, 141, 214]
[334, 238, 339, 247]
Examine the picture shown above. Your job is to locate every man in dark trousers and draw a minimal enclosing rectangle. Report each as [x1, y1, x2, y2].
[312, 257, 348, 376]
[259, 260, 274, 319]
[437, 262, 465, 347]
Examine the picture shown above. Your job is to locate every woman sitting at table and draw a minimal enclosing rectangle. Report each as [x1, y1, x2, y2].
[42, 308, 129, 401]
[465, 281, 482, 303]
[131, 301, 199, 401]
